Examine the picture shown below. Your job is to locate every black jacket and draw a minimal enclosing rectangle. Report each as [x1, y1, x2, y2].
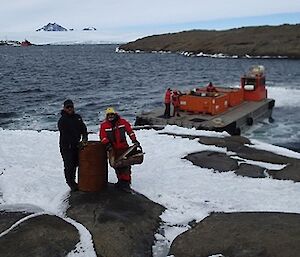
[58, 110, 88, 150]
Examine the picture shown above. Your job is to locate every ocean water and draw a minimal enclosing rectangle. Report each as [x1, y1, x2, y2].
[0, 44, 299, 150]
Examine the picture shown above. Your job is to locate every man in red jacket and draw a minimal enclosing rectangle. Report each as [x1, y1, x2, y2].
[164, 88, 172, 118]
[206, 82, 217, 92]
[172, 90, 181, 117]
[100, 107, 139, 191]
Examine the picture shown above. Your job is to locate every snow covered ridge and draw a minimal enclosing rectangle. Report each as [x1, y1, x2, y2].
[0, 31, 128, 45]
[115, 47, 288, 59]
[36, 22, 68, 31]
[36, 23, 97, 32]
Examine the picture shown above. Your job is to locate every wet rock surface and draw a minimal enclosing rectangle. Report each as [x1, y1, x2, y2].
[181, 135, 300, 182]
[67, 183, 165, 257]
[185, 151, 238, 172]
[0, 211, 29, 232]
[169, 212, 300, 257]
[0, 185, 164, 257]
[0, 212, 79, 257]
[235, 163, 267, 178]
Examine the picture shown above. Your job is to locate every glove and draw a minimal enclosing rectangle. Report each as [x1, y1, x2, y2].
[132, 140, 140, 146]
[105, 143, 112, 152]
[78, 140, 88, 150]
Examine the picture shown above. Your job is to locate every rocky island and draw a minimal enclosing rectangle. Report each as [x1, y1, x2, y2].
[119, 24, 300, 58]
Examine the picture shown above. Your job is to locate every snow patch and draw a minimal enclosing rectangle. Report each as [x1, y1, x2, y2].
[231, 156, 287, 170]
[248, 139, 300, 159]
[65, 217, 97, 257]
[160, 125, 229, 137]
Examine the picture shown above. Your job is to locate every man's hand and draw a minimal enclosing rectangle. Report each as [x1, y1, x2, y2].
[78, 140, 88, 150]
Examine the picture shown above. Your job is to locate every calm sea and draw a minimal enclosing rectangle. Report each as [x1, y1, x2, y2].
[0, 44, 300, 150]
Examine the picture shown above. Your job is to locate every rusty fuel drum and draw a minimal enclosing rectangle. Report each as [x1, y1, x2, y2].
[78, 141, 108, 192]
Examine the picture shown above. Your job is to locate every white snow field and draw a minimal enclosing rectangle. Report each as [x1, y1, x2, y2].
[0, 30, 142, 45]
[1, 126, 300, 257]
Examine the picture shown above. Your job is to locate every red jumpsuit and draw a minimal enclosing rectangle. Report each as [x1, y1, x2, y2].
[164, 88, 172, 118]
[206, 82, 217, 92]
[99, 115, 136, 184]
[172, 91, 180, 117]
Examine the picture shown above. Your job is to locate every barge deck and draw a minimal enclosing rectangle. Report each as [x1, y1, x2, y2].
[135, 98, 275, 135]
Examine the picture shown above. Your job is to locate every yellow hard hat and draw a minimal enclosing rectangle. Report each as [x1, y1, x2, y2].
[105, 107, 116, 115]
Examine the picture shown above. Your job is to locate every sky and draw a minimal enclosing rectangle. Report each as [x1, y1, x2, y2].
[1, 0, 300, 41]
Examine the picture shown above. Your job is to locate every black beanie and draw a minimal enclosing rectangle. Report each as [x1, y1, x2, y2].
[63, 99, 74, 107]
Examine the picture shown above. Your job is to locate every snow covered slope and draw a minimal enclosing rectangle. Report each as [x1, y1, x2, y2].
[1, 126, 300, 256]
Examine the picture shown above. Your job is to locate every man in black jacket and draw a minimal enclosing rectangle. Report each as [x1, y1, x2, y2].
[58, 99, 88, 191]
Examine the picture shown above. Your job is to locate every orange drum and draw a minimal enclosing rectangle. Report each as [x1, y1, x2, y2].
[78, 141, 108, 192]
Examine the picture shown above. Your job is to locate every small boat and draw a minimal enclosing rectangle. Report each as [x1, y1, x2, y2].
[21, 39, 33, 47]
[135, 65, 275, 135]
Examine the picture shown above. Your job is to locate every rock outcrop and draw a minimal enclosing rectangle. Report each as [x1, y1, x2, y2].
[169, 212, 300, 257]
[0, 211, 79, 257]
[186, 151, 239, 172]
[0, 185, 164, 257]
[180, 134, 300, 182]
[67, 184, 165, 257]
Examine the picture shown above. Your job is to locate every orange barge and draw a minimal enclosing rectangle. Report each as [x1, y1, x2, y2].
[135, 66, 275, 135]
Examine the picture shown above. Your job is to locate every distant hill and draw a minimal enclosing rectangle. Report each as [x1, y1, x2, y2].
[36, 23, 68, 32]
[119, 24, 300, 58]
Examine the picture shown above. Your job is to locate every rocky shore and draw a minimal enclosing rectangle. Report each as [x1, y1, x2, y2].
[1, 133, 300, 257]
[119, 24, 300, 58]
[170, 212, 300, 257]
[0, 185, 164, 257]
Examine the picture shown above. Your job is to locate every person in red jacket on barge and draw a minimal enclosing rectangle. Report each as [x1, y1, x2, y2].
[164, 88, 172, 118]
[99, 107, 139, 191]
[172, 90, 181, 117]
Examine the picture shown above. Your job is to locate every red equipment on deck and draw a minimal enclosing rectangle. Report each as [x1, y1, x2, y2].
[180, 93, 229, 115]
[241, 65, 267, 101]
[179, 65, 268, 115]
